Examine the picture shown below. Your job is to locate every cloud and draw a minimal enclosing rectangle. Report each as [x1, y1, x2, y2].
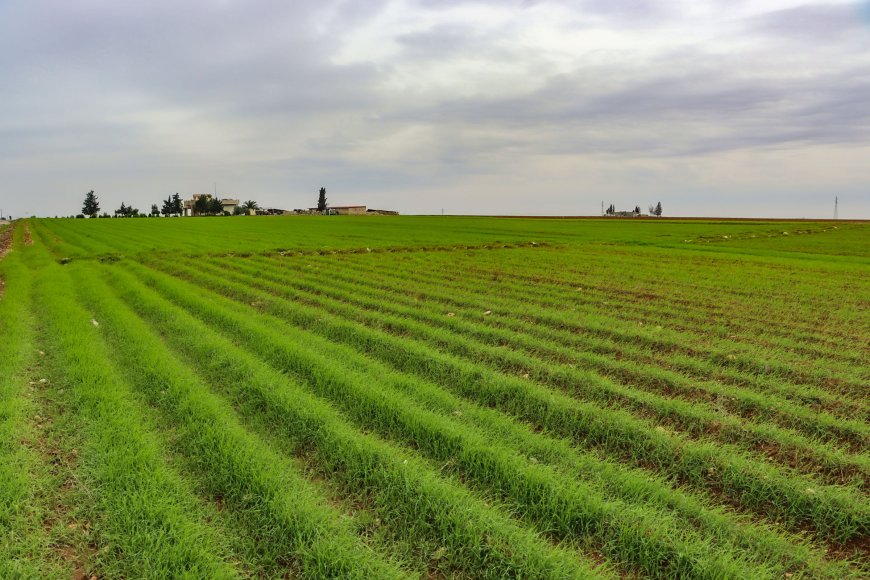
[0, 0, 868, 218]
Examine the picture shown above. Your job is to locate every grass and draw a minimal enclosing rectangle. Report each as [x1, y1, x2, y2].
[1, 214, 867, 577]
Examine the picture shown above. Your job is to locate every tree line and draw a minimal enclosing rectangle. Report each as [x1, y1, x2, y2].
[80, 191, 259, 218]
[605, 202, 662, 216]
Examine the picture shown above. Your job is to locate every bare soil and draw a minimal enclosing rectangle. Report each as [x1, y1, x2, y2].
[0, 223, 12, 260]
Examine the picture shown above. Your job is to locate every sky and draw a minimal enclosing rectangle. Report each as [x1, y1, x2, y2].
[1, 0, 869, 218]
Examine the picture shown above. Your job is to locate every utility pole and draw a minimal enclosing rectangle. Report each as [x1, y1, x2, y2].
[834, 196, 838, 220]
[601, 201, 604, 216]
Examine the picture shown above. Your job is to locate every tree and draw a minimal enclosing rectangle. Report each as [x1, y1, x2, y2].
[241, 200, 259, 213]
[161, 196, 173, 217]
[172, 193, 183, 216]
[317, 187, 327, 212]
[209, 196, 225, 215]
[654, 201, 662, 216]
[150, 204, 160, 217]
[115, 202, 127, 217]
[634, 205, 641, 214]
[82, 190, 100, 218]
[193, 195, 210, 216]
[648, 204, 656, 215]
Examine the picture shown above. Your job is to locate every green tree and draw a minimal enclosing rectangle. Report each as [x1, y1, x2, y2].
[161, 196, 173, 217]
[209, 196, 225, 215]
[172, 193, 183, 216]
[317, 187, 327, 212]
[241, 200, 259, 213]
[150, 204, 160, 217]
[193, 195, 210, 216]
[655, 201, 662, 216]
[82, 190, 100, 218]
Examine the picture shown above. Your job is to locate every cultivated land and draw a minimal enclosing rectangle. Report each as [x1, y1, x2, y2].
[0, 215, 867, 578]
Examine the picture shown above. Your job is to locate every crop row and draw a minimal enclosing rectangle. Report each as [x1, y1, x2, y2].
[240, 253, 869, 441]
[112, 258, 857, 577]
[350, 245, 865, 374]
[81, 262, 606, 578]
[130, 255, 870, 548]
[196, 254, 869, 485]
[270, 253, 865, 423]
[304, 250, 867, 397]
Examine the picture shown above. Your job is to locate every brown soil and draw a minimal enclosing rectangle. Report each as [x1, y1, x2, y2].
[23, 223, 33, 246]
[26, 367, 96, 578]
[0, 223, 13, 260]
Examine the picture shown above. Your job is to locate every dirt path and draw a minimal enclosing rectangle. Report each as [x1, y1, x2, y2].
[0, 222, 12, 261]
[0, 224, 11, 299]
[27, 354, 97, 579]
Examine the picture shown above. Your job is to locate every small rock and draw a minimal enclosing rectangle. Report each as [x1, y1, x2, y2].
[38, 351, 45, 356]
[91, 319, 99, 327]
[39, 378, 47, 384]
[446, 312, 455, 317]
[483, 310, 492, 316]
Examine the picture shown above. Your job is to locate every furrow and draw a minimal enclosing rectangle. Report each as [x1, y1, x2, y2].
[146, 257, 870, 544]
[99, 263, 611, 579]
[227, 255, 870, 462]
[128, 258, 865, 577]
[29, 250, 239, 578]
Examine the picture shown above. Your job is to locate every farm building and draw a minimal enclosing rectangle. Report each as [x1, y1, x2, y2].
[182, 194, 240, 216]
[306, 205, 368, 215]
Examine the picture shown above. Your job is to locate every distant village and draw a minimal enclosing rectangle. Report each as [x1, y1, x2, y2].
[74, 189, 399, 219]
[603, 202, 663, 217]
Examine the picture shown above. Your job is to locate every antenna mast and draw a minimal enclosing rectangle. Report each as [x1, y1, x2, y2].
[834, 196, 838, 220]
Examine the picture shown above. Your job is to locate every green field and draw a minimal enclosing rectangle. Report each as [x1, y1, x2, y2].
[1, 216, 868, 578]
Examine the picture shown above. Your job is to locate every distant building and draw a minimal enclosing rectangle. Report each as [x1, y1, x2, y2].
[222, 199, 240, 214]
[182, 194, 240, 216]
[307, 205, 367, 215]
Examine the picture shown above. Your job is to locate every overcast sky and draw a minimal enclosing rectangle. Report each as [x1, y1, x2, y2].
[1, 0, 869, 218]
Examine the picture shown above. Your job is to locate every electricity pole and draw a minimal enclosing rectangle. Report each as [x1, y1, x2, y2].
[834, 196, 838, 220]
